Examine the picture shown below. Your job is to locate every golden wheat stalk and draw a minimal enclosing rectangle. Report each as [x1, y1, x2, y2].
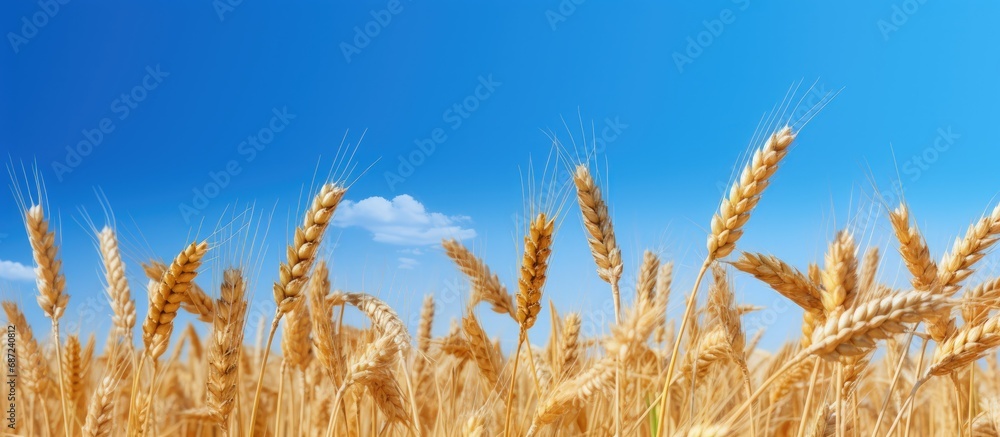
[251, 183, 345, 435]
[659, 126, 796, 436]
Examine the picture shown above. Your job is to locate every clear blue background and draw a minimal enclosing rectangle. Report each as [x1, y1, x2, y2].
[2, 1, 999, 351]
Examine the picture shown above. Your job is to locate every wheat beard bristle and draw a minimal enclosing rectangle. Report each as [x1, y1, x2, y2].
[206, 268, 248, 429]
[807, 292, 950, 360]
[708, 126, 795, 260]
[142, 240, 209, 361]
[573, 164, 623, 285]
[517, 212, 555, 331]
[442, 238, 516, 319]
[889, 204, 938, 292]
[25, 204, 69, 320]
[273, 183, 346, 314]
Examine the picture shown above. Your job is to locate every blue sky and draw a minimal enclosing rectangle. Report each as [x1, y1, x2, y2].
[2, 2, 1000, 351]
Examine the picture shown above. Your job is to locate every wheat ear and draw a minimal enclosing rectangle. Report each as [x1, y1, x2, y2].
[443, 238, 515, 319]
[808, 292, 950, 360]
[659, 126, 796, 437]
[206, 268, 248, 433]
[889, 204, 938, 292]
[142, 260, 214, 322]
[141, 241, 209, 361]
[962, 277, 1000, 326]
[61, 334, 84, 422]
[527, 357, 616, 435]
[251, 183, 345, 435]
[506, 212, 555, 435]
[82, 342, 128, 437]
[929, 314, 1000, 376]
[99, 227, 135, 350]
[732, 252, 823, 311]
[573, 164, 624, 319]
[282, 294, 313, 373]
[24, 204, 73, 437]
[414, 294, 436, 429]
[820, 230, 859, 315]
[939, 202, 1000, 295]
[557, 312, 582, 379]
[462, 312, 505, 395]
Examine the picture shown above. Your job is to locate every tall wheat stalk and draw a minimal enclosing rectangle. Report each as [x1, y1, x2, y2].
[249, 183, 345, 435]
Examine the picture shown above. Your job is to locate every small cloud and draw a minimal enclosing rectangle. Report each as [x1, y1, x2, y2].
[398, 257, 419, 269]
[0, 260, 34, 282]
[399, 248, 425, 256]
[333, 195, 476, 245]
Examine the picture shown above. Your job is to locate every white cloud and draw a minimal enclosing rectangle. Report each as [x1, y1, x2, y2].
[333, 195, 476, 245]
[0, 260, 34, 282]
[398, 257, 419, 269]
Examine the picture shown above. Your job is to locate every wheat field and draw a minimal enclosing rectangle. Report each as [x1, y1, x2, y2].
[5, 122, 1000, 437]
